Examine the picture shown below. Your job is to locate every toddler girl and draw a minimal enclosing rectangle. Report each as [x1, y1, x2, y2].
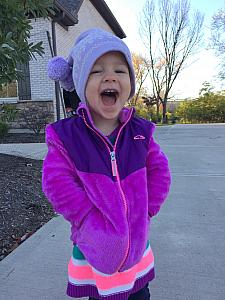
[43, 28, 171, 300]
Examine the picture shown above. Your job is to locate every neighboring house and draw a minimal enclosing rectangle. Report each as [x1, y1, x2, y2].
[166, 100, 182, 113]
[0, 0, 126, 127]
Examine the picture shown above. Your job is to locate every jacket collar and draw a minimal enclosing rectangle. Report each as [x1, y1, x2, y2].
[77, 103, 135, 129]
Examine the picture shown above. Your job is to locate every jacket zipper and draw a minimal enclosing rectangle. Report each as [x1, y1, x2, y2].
[110, 151, 117, 176]
[112, 120, 131, 272]
[82, 109, 133, 272]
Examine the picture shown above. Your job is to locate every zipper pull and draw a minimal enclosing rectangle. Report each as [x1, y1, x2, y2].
[110, 151, 117, 177]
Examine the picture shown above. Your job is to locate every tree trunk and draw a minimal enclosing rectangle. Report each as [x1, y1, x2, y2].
[162, 101, 168, 124]
[156, 101, 160, 123]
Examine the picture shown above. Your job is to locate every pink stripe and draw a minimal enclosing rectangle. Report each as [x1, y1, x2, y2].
[68, 247, 154, 290]
[68, 260, 93, 279]
[95, 249, 154, 290]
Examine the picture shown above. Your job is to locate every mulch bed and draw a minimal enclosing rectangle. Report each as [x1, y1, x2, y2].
[0, 133, 45, 144]
[0, 133, 55, 261]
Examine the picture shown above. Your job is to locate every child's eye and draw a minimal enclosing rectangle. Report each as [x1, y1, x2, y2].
[90, 70, 102, 74]
[115, 70, 127, 74]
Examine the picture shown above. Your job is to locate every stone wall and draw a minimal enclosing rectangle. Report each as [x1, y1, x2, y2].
[0, 100, 54, 130]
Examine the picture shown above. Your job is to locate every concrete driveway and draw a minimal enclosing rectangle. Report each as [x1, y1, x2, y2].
[0, 124, 225, 300]
[150, 124, 225, 300]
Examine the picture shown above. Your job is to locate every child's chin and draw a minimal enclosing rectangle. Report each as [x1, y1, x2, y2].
[102, 112, 119, 120]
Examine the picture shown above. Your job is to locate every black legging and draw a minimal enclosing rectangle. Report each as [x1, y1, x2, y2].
[89, 284, 150, 300]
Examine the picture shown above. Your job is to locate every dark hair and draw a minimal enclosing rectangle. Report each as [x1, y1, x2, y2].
[63, 89, 80, 110]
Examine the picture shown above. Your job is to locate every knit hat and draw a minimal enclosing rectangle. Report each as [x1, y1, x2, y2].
[48, 28, 135, 103]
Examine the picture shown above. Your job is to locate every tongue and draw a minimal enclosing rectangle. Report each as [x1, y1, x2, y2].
[101, 95, 116, 106]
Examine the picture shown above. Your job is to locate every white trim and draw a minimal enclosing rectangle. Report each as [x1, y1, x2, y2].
[0, 97, 19, 104]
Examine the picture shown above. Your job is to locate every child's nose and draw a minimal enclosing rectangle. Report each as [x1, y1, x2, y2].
[103, 72, 117, 82]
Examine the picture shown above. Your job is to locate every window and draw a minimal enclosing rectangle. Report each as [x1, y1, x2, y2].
[0, 81, 18, 98]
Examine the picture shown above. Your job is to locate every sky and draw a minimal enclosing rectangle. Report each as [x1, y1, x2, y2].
[104, 0, 225, 99]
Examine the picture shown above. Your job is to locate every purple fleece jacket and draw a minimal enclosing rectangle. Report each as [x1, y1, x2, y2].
[42, 104, 171, 274]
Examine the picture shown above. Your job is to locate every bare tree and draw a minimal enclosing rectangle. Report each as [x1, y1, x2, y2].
[211, 8, 225, 80]
[199, 81, 214, 97]
[130, 53, 149, 106]
[140, 0, 204, 123]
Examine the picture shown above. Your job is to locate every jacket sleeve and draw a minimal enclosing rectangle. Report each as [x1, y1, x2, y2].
[146, 135, 171, 217]
[42, 124, 94, 227]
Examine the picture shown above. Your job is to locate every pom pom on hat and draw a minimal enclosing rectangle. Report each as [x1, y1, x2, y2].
[47, 56, 75, 91]
[48, 56, 70, 81]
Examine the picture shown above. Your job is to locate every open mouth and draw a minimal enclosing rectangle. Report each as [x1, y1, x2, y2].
[100, 89, 119, 106]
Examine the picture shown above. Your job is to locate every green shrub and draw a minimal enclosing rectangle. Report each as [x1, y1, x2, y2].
[135, 105, 149, 119]
[134, 103, 162, 123]
[0, 103, 18, 123]
[175, 93, 225, 123]
[0, 121, 9, 138]
[19, 108, 52, 135]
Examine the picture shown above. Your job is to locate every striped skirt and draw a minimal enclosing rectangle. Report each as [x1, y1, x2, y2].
[67, 241, 155, 299]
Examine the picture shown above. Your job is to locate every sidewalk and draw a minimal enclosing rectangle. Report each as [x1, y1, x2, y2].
[0, 143, 47, 160]
[0, 124, 225, 300]
[0, 216, 75, 300]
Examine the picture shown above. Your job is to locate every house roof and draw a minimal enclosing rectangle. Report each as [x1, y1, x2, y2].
[56, 0, 82, 13]
[54, 0, 79, 26]
[54, 0, 126, 38]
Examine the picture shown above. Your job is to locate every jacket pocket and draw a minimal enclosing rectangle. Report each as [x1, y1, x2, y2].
[76, 207, 128, 274]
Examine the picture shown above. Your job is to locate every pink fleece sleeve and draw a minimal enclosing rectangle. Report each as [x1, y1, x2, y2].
[42, 125, 94, 227]
[146, 135, 171, 217]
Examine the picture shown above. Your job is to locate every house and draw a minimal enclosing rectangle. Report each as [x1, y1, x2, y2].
[0, 0, 126, 127]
